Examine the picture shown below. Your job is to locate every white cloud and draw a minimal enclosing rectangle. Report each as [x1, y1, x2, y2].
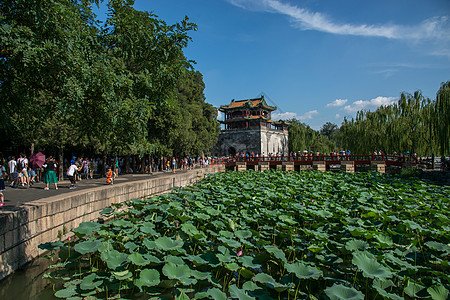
[335, 114, 341, 119]
[217, 111, 224, 120]
[227, 0, 450, 41]
[272, 110, 319, 121]
[343, 96, 397, 113]
[299, 110, 319, 121]
[271, 111, 298, 120]
[326, 99, 348, 107]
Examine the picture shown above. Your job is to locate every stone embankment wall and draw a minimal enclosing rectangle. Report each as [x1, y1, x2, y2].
[0, 165, 225, 280]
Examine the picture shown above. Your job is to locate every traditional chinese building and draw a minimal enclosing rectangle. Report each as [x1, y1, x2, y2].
[214, 96, 288, 156]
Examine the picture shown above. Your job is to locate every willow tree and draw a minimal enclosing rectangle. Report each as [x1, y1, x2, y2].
[337, 89, 437, 156]
[435, 81, 450, 157]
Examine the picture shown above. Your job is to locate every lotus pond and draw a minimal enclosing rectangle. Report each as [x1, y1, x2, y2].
[41, 170, 449, 299]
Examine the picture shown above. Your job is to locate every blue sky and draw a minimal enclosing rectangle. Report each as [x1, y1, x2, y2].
[98, 0, 450, 130]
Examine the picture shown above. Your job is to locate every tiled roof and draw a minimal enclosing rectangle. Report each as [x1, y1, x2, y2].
[219, 96, 276, 111]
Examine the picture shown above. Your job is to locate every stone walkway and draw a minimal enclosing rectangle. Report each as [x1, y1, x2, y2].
[1, 170, 191, 208]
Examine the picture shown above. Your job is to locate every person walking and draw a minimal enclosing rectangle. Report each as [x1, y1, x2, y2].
[82, 157, 89, 179]
[8, 156, 18, 187]
[0, 163, 6, 207]
[42, 157, 58, 190]
[67, 161, 82, 189]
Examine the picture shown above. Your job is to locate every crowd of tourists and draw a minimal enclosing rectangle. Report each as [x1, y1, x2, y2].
[0, 152, 213, 207]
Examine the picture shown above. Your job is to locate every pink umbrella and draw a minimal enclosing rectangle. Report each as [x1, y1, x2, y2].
[29, 152, 46, 169]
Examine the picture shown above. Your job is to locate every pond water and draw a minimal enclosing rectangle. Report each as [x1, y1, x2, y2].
[0, 256, 57, 300]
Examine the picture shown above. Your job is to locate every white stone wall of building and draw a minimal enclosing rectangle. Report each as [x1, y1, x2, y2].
[213, 128, 288, 156]
[261, 130, 289, 155]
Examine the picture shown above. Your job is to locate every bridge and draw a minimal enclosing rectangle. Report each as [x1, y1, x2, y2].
[211, 154, 419, 173]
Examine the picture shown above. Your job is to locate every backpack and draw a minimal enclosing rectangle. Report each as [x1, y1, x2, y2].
[17, 159, 23, 172]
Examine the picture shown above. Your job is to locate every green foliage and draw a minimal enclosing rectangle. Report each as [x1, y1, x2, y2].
[338, 86, 449, 156]
[42, 170, 449, 299]
[0, 0, 218, 157]
[435, 81, 450, 156]
[288, 119, 336, 153]
[148, 69, 220, 156]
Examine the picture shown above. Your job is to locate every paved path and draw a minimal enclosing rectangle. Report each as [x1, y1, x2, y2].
[1, 170, 191, 208]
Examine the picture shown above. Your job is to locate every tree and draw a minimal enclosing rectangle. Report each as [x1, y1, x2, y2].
[435, 81, 450, 157]
[0, 0, 200, 164]
[288, 119, 336, 154]
[320, 122, 338, 141]
[147, 68, 220, 157]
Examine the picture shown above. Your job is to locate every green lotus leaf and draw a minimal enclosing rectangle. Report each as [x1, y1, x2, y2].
[242, 183, 254, 190]
[285, 262, 323, 279]
[100, 249, 129, 270]
[235, 230, 252, 240]
[72, 222, 102, 236]
[206, 208, 220, 216]
[143, 238, 157, 250]
[99, 207, 114, 216]
[278, 215, 297, 225]
[74, 239, 101, 255]
[229, 284, 256, 300]
[124, 241, 138, 251]
[373, 278, 395, 290]
[207, 288, 227, 300]
[54, 287, 77, 298]
[113, 269, 133, 280]
[39, 241, 64, 251]
[143, 253, 162, 264]
[345, 239, 370, 252]
[181, 222, 200, 236]
[219, 230, 234, 238]
[375, 234, 393, 247]
[155, 236, 184, 251]
[79, 273, 103, 290]
[425, 241, 450, 254]
[218, 237, 242, 248]
[140, 222, 157, 235]
[162, 262, 191, 281]
[238, 256, 262, 269]
[225, 262, 240, 271]
[165, 254, 185, 265]
[383, 252, 418, 271]
[242, 281, 261, 292]
[352, 251, 392, 279]
[191, 270, 211, 280]
[239, 268, 254, 279]
[217, 251, 234, 263]
[193, 212, 210, 220]
[324, 284, 364, 300]
[200, 252, 221, 267]
[307, 244, 324, 253]
[128, 252, 150, 266]
[253, 273, 291, 292]
[135, 269, 160, 288]
[111, 219, 133, 228]
[403, 220, 424, 231]
[264, 245, 287, 264]
[427, 285, 449, 300]
[404, 280, 425, 298]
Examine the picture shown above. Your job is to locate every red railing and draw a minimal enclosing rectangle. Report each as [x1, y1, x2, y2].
[211, 154, 418, 165]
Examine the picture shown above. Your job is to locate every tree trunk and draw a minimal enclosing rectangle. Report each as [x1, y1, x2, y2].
[58, 147, 64, 181]
[102, 153, 107, 176]
[125, 156, 131, 174]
